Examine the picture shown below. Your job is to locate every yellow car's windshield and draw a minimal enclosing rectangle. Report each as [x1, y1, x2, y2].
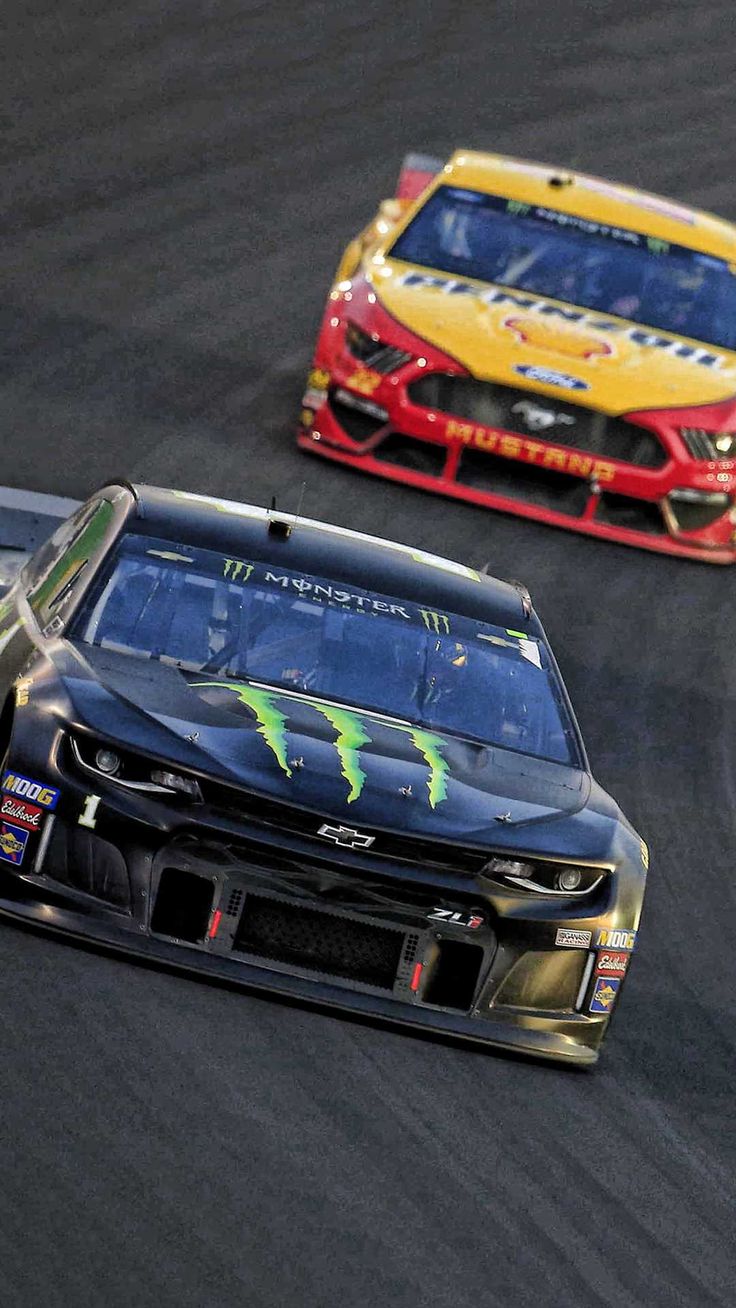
[389, 186, 736, 350]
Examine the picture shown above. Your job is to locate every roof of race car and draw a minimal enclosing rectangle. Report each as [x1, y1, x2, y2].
[120, 483, 533, 630]
[429, 150, 736, 261]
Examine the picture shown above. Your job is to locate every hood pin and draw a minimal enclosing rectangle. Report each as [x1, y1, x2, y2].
[495, 812, 512, 823]
[399, 784, 413, 797]
[185, 731, 200, 744]
[290, 757, 305, 770]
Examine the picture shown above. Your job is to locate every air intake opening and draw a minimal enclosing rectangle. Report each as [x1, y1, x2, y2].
[457, 448, 591, 516]
[151, 867, 214, 942]
[422, 939, 484, 1011]
[44, 825, 131, 910]
[374, 432, 447, 477]
[328, 391, 387, 442]
[595, 491, 665, 535]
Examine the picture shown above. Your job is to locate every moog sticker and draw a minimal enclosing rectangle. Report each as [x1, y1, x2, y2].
[595, 927, 636, 951]
[1, 771, 59, 811]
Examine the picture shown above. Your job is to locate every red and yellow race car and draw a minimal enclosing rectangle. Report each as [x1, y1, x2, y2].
[298, 150, 736, 563]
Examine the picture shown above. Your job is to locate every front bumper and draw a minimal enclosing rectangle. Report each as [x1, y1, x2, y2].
[0, 805, 628, 1065]
[297, 362, 736, 564]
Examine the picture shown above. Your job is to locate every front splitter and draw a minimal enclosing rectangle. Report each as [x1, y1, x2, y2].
[298, 434, 735, 565]
[0, 891, 600, 1067]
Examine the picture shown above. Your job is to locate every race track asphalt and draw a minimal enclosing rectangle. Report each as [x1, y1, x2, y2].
[1, 3, 735, 1304]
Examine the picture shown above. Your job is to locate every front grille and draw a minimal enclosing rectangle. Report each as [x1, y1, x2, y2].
[408, 375, 667, 469]
[346, 325, 411, 373]
[199, 779, 488, 876]
[373, 431, 447, 476]
[457, 448, 591, 516]
[680, 427, 718, 460]
[594, 491, 666, 535]
[234, 894, 406, 989]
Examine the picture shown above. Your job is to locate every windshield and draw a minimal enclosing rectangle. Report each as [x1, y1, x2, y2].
[71, 533, 580, 766]
[389, 185, 736, 351]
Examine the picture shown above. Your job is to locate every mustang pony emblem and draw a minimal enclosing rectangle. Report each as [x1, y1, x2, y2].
[510, 400, 575, 432]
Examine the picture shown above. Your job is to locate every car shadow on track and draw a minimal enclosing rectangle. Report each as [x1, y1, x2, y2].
[0, 912, 592, 1076]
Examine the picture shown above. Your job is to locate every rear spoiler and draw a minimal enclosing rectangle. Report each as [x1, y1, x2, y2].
[395, 152, 445, 202]
[0, 486, 80, 593]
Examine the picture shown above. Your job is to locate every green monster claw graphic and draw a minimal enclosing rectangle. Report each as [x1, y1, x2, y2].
[193, 681, 450, 806]
[309, 705, 371, 803]
[401, 726, 449, 810]
[193, 682, 292, 778]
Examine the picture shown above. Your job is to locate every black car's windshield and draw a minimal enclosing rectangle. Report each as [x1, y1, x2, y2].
[71, 533, 580, 766]
[389, 185, 736, 350]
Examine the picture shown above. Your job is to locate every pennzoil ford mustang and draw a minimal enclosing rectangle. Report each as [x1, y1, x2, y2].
[298, 149, 736, 562]
[0, 483, 647, 1064]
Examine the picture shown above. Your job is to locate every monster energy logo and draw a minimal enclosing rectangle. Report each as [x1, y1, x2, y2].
[223, 559, 254, 583]
[192, 682, 450, 808]
[419, 609, 450, 634]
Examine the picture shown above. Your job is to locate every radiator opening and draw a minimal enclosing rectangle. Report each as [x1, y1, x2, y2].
[234, 895, 405, 990]
[422, 939, 484, 1011]
[151, 867, 214, 942]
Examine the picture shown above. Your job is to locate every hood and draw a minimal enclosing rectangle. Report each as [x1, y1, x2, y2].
[55, 644, 618, 855]
[369, 259, 736, 412]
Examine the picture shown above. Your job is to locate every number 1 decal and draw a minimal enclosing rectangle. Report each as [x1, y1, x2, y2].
[78, 794, 101, 829]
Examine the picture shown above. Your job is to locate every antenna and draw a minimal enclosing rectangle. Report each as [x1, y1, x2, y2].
[293, 480, 306, 528]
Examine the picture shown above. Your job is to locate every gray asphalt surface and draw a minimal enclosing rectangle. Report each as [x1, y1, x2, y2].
[2, 2, 735, 1304]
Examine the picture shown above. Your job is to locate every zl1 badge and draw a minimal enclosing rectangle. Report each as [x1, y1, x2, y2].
[428, 908, 484, 929]
[0, 821, 30, 866]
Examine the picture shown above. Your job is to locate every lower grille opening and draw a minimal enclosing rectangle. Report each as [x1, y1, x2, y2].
[44, 825, 131, 910]
[373, 432, 447, 477]
[328, 392, 385, 442]
[234, 895, 404, 990]
[423, 939, 484, 1011]
[408, 374, 667, 468]
[595, 491, 665, 535]
[151, 867, 214, 942]
[457, 449, 591, 516]
[668, 497, 729, 532]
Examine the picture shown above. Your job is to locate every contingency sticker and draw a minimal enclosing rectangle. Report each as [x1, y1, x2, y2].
[589, 976, 621, 1014]
[595, 950, 630, 978]
[0, 795, 43, 831]
[1, 771, 59, 810]
[555, 927, 592, 948]
[595, 927, 636, 951]
[0, 821, 30, 866]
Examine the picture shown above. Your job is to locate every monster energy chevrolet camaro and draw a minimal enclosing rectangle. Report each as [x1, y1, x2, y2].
[0, 483, 647, 1064]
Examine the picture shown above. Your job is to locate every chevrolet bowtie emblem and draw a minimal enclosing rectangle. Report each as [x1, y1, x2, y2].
[317, 823, 375, 849]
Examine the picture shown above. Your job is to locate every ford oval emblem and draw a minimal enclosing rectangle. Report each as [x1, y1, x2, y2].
[514, 364, 589, 391]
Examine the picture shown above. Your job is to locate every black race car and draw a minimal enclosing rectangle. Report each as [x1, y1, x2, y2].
[0, 482, 647, 1064]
